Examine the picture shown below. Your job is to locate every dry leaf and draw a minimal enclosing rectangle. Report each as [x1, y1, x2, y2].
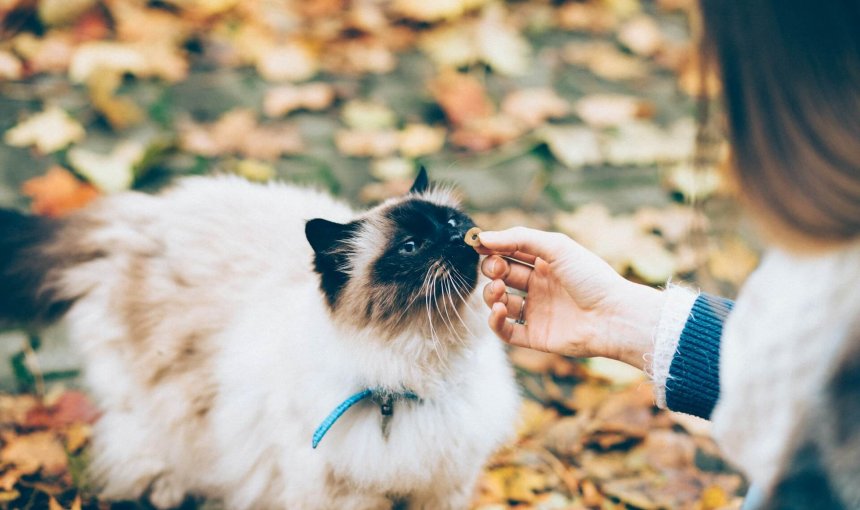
[398, 124, 446, 158]
[180, 110, 304, 160]
[64, 423, 91, 453]
[256, 41, 319, 82]
[708, 238, 759, 287]
[25, 390, 100, 429]
[233, 159, 275, 182]
[429, 71, 494, 127]
[4, 107, 85, 154]
[0, 51, 23, 80]
[263, 83, 335, 117]
[21, 166, 101, 217]
[38, 0, 97, 25]
[574, 94, 653, 128]
[335, 129, 399, 158]
[562, 41, 649, 81]
[370, 157, 414, 182]
[501, 88, 569, 129]
[475, 6, 531, 76]
[68, 141, 145, 193]
[342, 100, 397, 130]
[556, 3, 617, 32]
[617, 15, 664, 57]
[538, 125, 602, 168]
[0, 431, 68, 476]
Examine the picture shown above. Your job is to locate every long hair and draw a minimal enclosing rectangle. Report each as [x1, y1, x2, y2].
[698, 0, 860, 247]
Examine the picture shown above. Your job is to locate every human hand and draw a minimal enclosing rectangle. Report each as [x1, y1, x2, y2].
[476, 227, 664, 370]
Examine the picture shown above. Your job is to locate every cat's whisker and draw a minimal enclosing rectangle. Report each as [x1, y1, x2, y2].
[446, 274, 476, 339]
[448, 266, 481, 319]
[440, 276, 466, 346]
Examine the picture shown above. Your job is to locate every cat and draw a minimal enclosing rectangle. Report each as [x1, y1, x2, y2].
[0, 168, 520, 510]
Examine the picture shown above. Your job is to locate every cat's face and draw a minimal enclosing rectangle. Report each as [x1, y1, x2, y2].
[305, 168, 479, 337]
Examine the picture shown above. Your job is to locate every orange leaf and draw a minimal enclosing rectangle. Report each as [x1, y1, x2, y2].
[428, 71, 494, 127]
[21, 167, 100, 218]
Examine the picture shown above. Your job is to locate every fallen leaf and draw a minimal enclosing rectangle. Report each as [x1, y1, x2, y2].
[341, 100, 397, 130]
[617, 15, 664, 57]
[708, 238, 759, 287]
[398, 124, 446, 158]
[21, 166, 101, 217]
[335, 129, 399, 158]
[429, 71, 494, 127]
[556, 3, 617, 32]
[232, 159, 275, 182]
[263, 83, 335, 117]
[68, 141, 145, 193]
[0, 431, 68, 476]
[180, 110, 304, 160]
[587, 357, 647, 385]
[475, 5, 531, 76]
[38, 0, 97, 25]
[562, 41, 650, 81]
[256, 41, 318, 82]
[25, 390, 100, 429]
[370, 157, 414, 182]
[629, 236, 676, 284]
[538, 125, 602, 168]
[501, 88, 569, 129]
[4, 107, 86, 154]
[0, 51, 23, 79]
[574, 94, 653, 128]
[64, 423, 91, 453]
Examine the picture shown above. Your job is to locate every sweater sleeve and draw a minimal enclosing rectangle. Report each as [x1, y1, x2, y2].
[665, 293, 734, 418]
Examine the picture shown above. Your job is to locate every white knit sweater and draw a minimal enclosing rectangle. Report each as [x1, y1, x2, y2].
[651, 241, 860, 491]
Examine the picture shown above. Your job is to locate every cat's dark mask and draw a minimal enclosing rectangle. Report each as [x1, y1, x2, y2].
[305, 167, 479, 333]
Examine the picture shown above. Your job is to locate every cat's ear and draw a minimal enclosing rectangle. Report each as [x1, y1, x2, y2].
[410, 166, 429, 194]
[305, 219, 355, 254]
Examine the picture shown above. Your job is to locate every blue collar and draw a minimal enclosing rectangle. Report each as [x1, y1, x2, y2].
[312, 388, 419, 449]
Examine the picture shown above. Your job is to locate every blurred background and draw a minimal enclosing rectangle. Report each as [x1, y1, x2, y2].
[0, 0, 754, 508]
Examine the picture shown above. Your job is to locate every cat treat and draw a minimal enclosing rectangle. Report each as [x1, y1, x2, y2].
[465, 227, 483, 247]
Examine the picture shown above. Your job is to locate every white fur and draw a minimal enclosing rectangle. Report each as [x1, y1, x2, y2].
[59, 176, 520, 509]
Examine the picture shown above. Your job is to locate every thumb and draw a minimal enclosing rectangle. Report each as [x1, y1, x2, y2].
[477, 227, 571, 263]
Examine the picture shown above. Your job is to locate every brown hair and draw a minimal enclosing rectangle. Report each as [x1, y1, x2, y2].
[698, 0, 860, 247]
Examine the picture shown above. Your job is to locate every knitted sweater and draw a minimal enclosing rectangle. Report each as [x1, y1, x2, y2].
[650, 243, 860, 502]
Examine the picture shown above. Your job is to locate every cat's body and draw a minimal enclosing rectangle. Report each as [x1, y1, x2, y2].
[0, 174, 520, 509]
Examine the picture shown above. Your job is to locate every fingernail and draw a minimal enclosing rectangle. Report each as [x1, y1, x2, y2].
[487, 257, 497, 274]
[478, 231, 497, 243]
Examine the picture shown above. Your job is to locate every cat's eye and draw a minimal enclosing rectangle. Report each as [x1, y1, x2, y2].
[447, 218, 458, 227]
[400, 240, 418, 255]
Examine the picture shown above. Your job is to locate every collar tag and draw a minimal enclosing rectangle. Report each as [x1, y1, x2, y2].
[312, 388, 420, 449]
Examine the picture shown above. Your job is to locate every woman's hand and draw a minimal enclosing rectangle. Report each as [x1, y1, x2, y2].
[477, 227, 664, 371]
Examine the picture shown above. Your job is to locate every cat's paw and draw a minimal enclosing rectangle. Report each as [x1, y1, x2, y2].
[148, 474, 187, 509]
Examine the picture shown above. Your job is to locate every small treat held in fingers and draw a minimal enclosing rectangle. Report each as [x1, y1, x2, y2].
[465, 227, 483, 247]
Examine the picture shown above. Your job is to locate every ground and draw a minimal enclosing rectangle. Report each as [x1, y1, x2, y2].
[0, 0, 755, 508]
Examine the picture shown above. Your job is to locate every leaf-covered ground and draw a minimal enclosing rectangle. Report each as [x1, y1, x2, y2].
[0, 0, 756, 508]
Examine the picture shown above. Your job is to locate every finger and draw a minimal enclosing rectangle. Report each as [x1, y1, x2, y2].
[489, 303, 530, 349]
[482, 279, 505, 308]
[482, 282, 526, 319]
[481, 256, 533, 292]
[478, 227, 571, 263]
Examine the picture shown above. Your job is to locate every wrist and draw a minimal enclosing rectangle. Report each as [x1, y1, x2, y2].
[601, 282, 665, 371]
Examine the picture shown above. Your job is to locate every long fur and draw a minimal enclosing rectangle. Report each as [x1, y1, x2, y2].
[0, 175, 520, 509]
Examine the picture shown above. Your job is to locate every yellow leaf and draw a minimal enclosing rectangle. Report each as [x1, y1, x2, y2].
[574, 94, 653, 128]
[501, 88, 570, 129]
[617, 15, 665, 57]
[256, 42, 318, 82]
[371, 158, 414, 182]
[475, 6, 531, 76]
[398, 124, 446, 158]
[38, 0, 97, 25]
[64, 423, 92, 453]
[708, 238, 759, 287]
[0, 50, 23, 80]
[538, 125, 602, 168]
[68, 141, 144, 193]
[342, 101, 397, 130]
[234, 159, 275, 183]
[0, 431, 68, 476]
[49, 496, 65, 510]
[4, 107, 85, 154]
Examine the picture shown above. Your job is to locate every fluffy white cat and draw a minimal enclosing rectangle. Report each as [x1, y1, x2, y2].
[0, 169, 520, 509]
